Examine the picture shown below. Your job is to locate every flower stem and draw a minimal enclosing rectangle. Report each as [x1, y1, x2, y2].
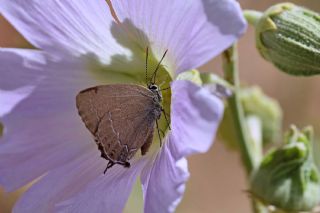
[222, 44, 254, 174]
[222, 44, 266, 213]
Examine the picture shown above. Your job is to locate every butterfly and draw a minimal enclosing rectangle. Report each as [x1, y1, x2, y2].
[76, 48, 169, 173]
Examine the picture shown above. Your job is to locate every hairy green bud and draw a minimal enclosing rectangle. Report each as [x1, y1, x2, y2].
[241, 87, 282, 145]
[314, 138, 320, 173]
[251, 126, 320, 212]
[218, 86, 282, 150]
[253, 3, 320, 76]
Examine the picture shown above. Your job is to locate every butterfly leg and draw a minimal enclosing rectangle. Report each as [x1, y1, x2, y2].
[159, 129, 166, 138]
[118, 161, 131, 168]
[155, 119, 163, 147]
[161, 108, 171, 130]
[159, 86, 171, 91]
[104, 161, 115, 174]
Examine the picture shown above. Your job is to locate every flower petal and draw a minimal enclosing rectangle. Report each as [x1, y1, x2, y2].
[141, 138, 189, 213]
[0, 0, 130, 63]
[0, 49, 99, 191]
[0, 48, 45, 117]
[141, 80, 224, 213]
[55, 157, 148, 213]
[0, 48, 98, 117]
[170, 80, 224, 159]
[110, 0, 247, 73]
[13, 148, 103, 213]
[0, 86, 35, 117]
[0, 112, 94, 192]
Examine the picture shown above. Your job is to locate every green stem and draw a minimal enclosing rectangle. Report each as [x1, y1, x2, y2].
[222, 44, 254, 174]
[222, 44, 267, 213]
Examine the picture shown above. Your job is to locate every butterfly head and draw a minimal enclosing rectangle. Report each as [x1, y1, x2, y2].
[148, 84, 158, 91]
[148, 83, 162, 102]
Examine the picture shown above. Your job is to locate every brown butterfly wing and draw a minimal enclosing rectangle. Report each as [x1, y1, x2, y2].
[140, 128, 155, 155]
[76, 84, 160, 164]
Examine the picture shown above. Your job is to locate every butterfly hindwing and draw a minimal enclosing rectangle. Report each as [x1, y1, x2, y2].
[76, 84, 161, 163]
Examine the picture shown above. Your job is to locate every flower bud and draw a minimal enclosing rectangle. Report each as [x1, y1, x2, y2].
[314, 138, 320, 171]
[200, 73, 233, 98]
[176, 69, 202, 85]
[254, 3, 320, 76]
[250, 126, 320, 212]
[200, 73, 232, 88]
[218, 86, 282, 149]
[241, 87, 282, 145]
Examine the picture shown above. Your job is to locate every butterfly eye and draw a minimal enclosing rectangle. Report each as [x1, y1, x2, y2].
[149, 85, 158, 90]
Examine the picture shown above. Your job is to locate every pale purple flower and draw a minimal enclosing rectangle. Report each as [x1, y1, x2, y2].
[0, 0, 246, 212]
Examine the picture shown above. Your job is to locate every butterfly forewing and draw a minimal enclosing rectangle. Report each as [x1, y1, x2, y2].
[76, 84, 161, 164]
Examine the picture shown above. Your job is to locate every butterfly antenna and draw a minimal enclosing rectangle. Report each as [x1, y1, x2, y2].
[145, 47, 149, 85]
[151, 49, 168, 84]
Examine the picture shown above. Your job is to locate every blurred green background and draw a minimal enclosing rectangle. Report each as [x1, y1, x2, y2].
[1, 1, 320, 212]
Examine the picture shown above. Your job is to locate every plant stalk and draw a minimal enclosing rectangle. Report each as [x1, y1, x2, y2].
[222, 44, 254, 174]
[222, 44, 267, 213]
